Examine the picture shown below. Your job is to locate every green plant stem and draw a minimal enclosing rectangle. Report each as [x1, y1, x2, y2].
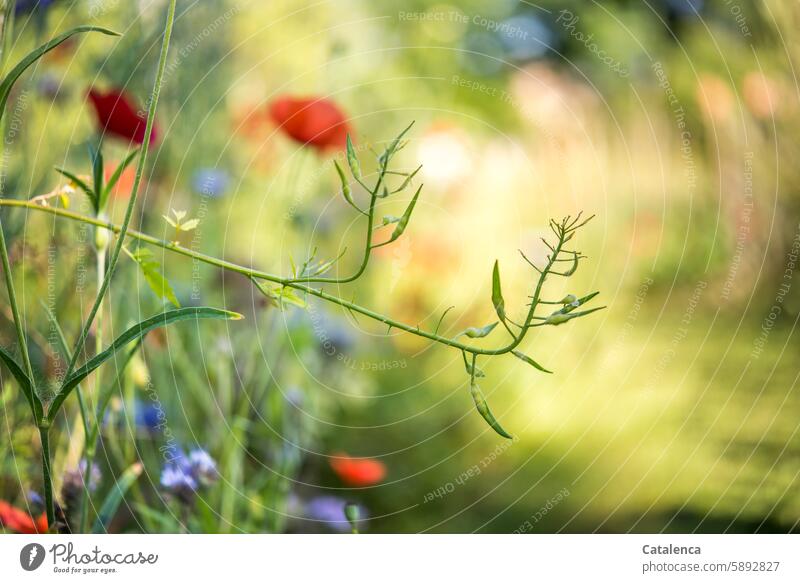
[64, 0, 176, 381]
[0, 0, 33, 382]
[0, 198, 565, 357]
[78, 246, 104, 532]
[38, 424, 54, 527]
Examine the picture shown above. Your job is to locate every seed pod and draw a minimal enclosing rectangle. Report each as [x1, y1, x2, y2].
[491, 260, 505, 322]
[511, 350, 552, 374]
[333, 160, 361, 213]
[385, 184, 421, 244]
[470, 381, 512, 439]
[461, 321, 498, 339]
[346, 135, 361, 180]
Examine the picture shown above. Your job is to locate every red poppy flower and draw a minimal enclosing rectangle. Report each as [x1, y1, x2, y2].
[0, 500, 48, 534]
[87, 88, 157, 145]
[330, 452, 386, 486]
[269, 96, 349, 151]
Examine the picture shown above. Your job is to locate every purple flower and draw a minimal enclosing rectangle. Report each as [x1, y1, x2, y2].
[160, 460, 197, 502]
[160, 447, 218, 502]
[188, 449, 218, 486]
[63, 460, 102, 494]
[304, 496, 367, 533]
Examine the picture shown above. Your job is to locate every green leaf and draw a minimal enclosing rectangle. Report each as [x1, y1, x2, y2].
[0, 346, 40, 420]
[92, 462, 143, 533]
[50, 307, 242, 417]
[253, 280, 307, 309]
[491, 260, 505, 322]
[470, 381, 512, 439]
[126, 247, 180, 308]
[346, 135, 361, 180]
[460, 321, 498, 339]
[55, 168, 96, 211]
[511, 350, 552, 374]
[102, 148, 139, 209]
[89, 143, 104, 211]
[0, 25, 119, 126]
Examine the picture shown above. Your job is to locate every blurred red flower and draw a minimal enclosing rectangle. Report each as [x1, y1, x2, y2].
[269, 96, 349, 151]
[0, 500, 48, 534]
[88, 88, 157, 145]
[330, 453, 386, 486]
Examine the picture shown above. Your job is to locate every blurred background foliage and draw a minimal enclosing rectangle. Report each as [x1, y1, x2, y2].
[1, 0, 799, 532]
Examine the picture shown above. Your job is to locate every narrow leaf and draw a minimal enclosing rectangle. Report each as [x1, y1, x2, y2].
[51, 307, 242, 416]
[470, 381, 512, 439]
[91, 462, 143, 533]
[102, 148, 139, 208]
[491, 260, 505, 322]
[346, 135, 361, 180]
[0, 346, 40, 419]
[89, 143, 104, 210]
[0, 26, 119, 125]
[511, 350, 552, 374]
[55, 168, 96, 211]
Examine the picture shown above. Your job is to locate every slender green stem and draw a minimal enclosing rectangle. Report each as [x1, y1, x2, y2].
[0, 220, 33, 378]
[65, 0, 176, 380]
[38, 424, 54, 527]
[0, 198, 571, 357]
[0, 0, 33, 381]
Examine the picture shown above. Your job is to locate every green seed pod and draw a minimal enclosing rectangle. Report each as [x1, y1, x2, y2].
[346, 135, 361, 180]
[94, 214, 110, 252]
[344, 502, 360, 534]
[546, 313, 572, 326]
[560, 294, 577, 304]
[470, 381, 512, 439]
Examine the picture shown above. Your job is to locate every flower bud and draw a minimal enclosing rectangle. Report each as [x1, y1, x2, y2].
[94, 214, 110, 252]
[560, 294, 577, 304]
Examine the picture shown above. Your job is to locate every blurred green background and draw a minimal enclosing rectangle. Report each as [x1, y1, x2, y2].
[1, 0, 799, 533]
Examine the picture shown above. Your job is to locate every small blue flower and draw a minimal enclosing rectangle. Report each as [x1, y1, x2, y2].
[16, 0, 56, 14]
[304, 496, 367, 533]
[192, 168, 229, 198]
[134, 400, 163, 433]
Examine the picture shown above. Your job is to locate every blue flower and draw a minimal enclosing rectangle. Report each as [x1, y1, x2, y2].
[192, 169, 229, 198]
[304, 496, 367, 533]
[134, 400, 163, 433]
[16, 0, 56, 14]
